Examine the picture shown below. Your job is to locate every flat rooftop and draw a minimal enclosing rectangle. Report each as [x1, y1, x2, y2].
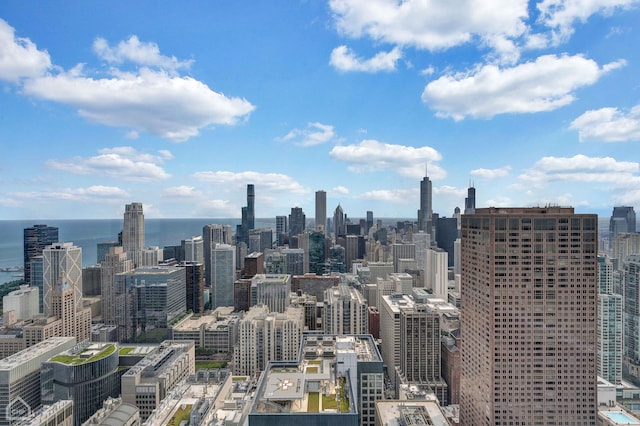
[376, 401, 450, 426]
[253, 362, 353, 415]
[49, 343, 116, 365]
[0, 336, 76, 370]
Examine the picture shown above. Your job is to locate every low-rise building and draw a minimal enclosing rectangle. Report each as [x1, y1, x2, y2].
[0, 336, 76, 426]
[41, 342, 121, 425]
[121, 340, 195, 422]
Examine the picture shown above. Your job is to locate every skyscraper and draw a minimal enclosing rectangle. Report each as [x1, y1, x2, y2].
[315, 190, 327, 232]
[211, 243, 236, 309]
[203, 224, 232, 287]
[247, 184, 255, 231]
[464, 185, 476, 215]
[23, 224, 58, 285]
[366, 210, 374, 234]
[460, 207, 597, 425]
[610, 206, 636, 248]
[417, 170, 433, 238]
[122, 202, 144, 267]
[275, 215, 288, 246]
[333, 203, 345, 240]
[288, 207, 306, 240]
[43, 242, 83, 316]
[101, 246, 133, 325]
[623, 255, 640, 384]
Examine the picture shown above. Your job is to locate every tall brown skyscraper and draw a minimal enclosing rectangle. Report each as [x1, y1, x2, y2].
[460, 207, 597, 425]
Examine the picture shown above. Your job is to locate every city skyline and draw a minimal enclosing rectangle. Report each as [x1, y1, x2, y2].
[1, 2, 640, 220]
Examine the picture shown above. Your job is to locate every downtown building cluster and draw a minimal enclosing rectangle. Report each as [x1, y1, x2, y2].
[0, 174, 639, 425]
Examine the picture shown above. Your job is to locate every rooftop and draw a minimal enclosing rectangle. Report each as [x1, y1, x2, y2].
[0, 336, 76, 370]
[376, 401, 450, 426]
[253, 361, 355, 415]
[49, 343, 116, 365]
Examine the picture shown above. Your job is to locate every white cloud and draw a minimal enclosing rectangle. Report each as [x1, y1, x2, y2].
[7, 185, 128, 204]
[161, 185, 200, 198]
[433, 185, 467, 198]
[46, 146, 171, 181]
[421, 54, 624, 120]
[330, 45, 402, 73]
[332, 186, 350, 195]
[23, 67, 255, 142]
[470, 166, 512, 179]
[277, 122, 338, 147]
[519, 154, 639, 187]
[329, 139, 445, 179]
[359, 188, 418, 204]
[570, 105, 640, 142]
[329, 0, 528, 57]
[93, 36, 193, 71]
[191, 171, 308, 195]
[536, 0, 640, 45]
[0, 18, 51, 82]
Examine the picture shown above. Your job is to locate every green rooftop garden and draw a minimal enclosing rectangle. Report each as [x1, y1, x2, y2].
[308, 392, 320, 413]
[169, 404, 192, 426]
[119, 347, 134, 355]
[50, 344, 116, 365]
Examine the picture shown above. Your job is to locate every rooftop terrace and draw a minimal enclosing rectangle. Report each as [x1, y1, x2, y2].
[49, 343, 116, 365]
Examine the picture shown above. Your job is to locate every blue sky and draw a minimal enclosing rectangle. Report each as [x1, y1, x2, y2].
[1, 1, 639, 221]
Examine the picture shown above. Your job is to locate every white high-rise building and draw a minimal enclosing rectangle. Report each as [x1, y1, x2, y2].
[413, 231, 430, 286]
[2, 286, 38, 321]
[183, 235, 204, 264]
[43, 242, 82, 316]
[212, 244, 236, 309]
[141, 246, 163, 267]
[426, 247, 448, 298]
[324, 284, 368, 335]
[599, 293, 623, 385]
[122, 202, 144, 267]
[233, 305, 304, 377]
[251, 274, 291, 313]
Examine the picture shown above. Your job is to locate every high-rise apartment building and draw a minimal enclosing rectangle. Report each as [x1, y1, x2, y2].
[598, 255, 623, 385]
[177, 261, 205, 313]
[251, 274, 291, 313]
[23, 224, 58, 285]
[379, 293, 447, 402]
[182, 235, 204, 264]
[211, 244, 236, 309]
[624, 255, 640, 384]
[203, 223, 232, 287]
[122, 202, 144, 267]
[460, 207, 597, 425]
[276, 215, 288, 246]
[426, 247, 448, 298]
[315, 190, 327, 232]
[232, 304, 304, 377]
[610, 206, 636, 248]
[324, 284, 368, 335]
